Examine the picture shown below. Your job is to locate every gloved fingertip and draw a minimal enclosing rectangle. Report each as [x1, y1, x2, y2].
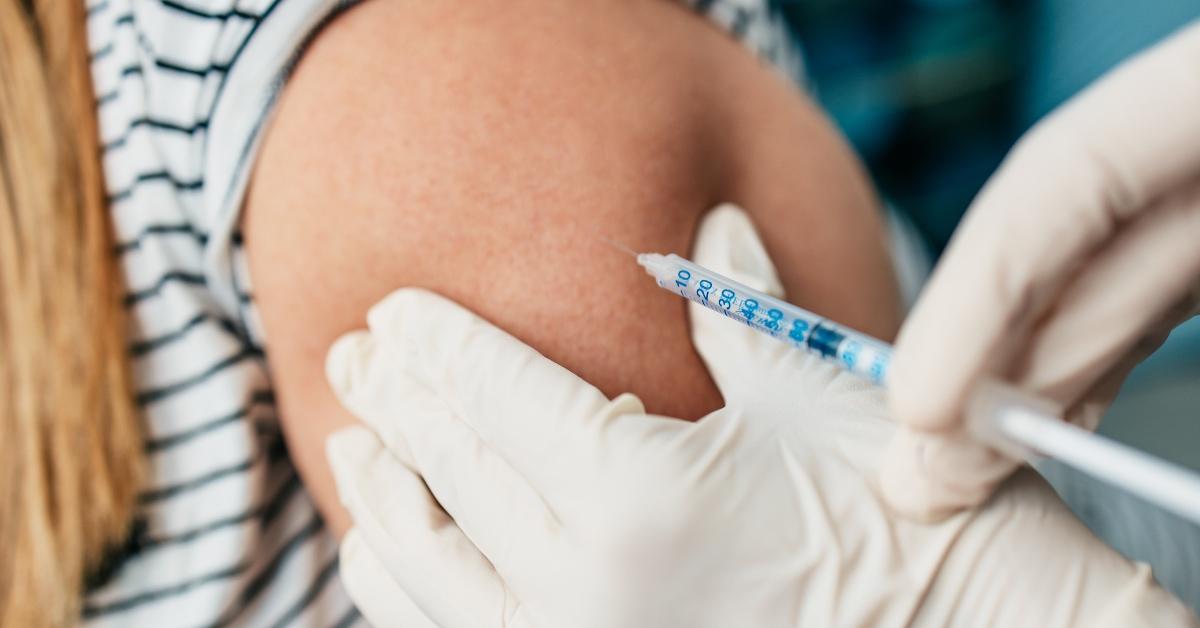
[326, 331, 377, 401]
[326, 426, 383, 507]
[327, 425, 381, 466]
[338, 529, 387, 619]
[367, 287, 467, 343]
[694, 203, 784, 297]
[367, 287, 427, 331]
[340, 527, 365, 564]
[885, 354, 963, 433]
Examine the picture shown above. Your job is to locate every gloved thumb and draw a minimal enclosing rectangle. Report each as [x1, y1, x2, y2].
[688, 203, 800, 400]
[690, 203, 786, 299]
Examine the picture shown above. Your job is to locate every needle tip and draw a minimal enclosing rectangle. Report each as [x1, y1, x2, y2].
[598, 236, 639, 258]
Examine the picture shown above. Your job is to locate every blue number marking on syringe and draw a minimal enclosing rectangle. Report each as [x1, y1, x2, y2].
[718, 288, 734, 310]
[841, 340, 862, 368]
[741, 298, 758, 322]
[789, 318, 810, 343]
[675, 268, 691, 289]
[765, 308, 783, 332]
[869, 355, 887, 382]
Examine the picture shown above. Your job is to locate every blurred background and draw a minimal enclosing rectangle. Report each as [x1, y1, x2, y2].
[777, 0, 1200, 469]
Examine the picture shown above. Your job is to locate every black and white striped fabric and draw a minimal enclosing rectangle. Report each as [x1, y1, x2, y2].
[85, 0, 801, 625]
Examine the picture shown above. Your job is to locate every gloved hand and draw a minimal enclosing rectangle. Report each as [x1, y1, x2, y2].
[326, 205, 1196, 627]
[882, 21, 1200, 520]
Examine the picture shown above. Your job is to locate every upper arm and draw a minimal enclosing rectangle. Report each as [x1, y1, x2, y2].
[243, 0, 898, 534]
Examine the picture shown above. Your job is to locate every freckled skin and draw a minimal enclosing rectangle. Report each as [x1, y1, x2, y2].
[244, 0, 900, 535]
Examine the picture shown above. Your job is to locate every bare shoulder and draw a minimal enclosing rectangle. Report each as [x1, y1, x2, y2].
[242, 0, 760, 531]
[245, 0, 898, 532]
[246, 0, 743, 336]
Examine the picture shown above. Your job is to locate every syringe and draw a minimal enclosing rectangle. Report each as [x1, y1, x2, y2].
[638, 251, 1200, 525]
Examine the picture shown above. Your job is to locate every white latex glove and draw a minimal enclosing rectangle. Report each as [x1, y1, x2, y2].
[326, 205, 1196, 628]
[882, 21, 1200, 520]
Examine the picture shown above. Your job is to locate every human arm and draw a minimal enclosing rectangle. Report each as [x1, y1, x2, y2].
[881, 20, 1200, 519]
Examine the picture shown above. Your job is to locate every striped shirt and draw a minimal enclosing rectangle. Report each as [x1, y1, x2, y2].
[85, 0, 801, 625]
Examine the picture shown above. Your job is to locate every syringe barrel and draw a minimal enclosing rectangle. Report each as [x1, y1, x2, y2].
[637, 253, 891, 385]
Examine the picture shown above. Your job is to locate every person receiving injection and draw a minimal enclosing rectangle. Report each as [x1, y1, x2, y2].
[324, 19, 1200, 627]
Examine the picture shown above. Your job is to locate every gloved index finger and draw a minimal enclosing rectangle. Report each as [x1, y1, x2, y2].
[889, 21, 1200, 431]
[363, 288, 640, 497]
[687, 204, 793, 403]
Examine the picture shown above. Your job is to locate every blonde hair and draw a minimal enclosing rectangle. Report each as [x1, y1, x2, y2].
[0, 1, 144, 625]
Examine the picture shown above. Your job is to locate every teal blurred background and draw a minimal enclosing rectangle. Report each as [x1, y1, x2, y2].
[778, 0, 1200, 468]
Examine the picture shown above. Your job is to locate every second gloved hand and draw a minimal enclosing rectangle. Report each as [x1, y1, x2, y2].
[882, 21, 1200, 520]
[326, 206, 1196, 627]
